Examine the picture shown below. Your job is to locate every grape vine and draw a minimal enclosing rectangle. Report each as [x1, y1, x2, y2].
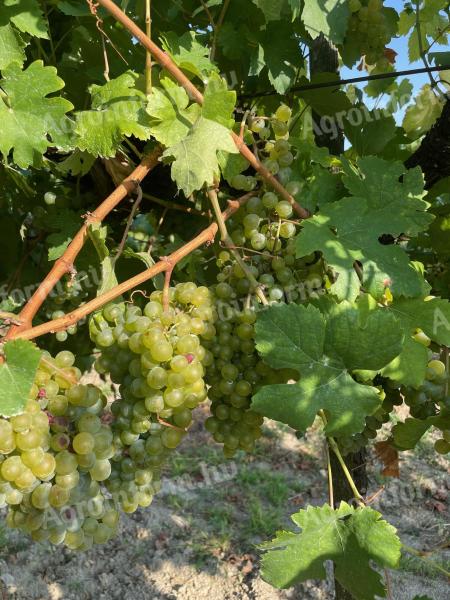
[0, 1, 449, 598]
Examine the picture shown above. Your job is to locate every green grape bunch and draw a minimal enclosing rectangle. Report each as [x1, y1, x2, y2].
[0, 351, 120, 550]
[91, 282, 216, 512]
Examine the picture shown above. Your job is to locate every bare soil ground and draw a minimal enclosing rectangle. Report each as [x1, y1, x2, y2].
[0, 407, 448, 600]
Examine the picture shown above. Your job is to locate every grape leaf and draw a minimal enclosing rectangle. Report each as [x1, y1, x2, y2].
[260, 502, 401, 598]
[0, 340, 41, 417]
[257, 21, 299, 94]
[382, 297, 450, 386]
[392, 414, 450, 450]
[295, 157, 432, 301]
[162, 117, 238, 196]
[46, 209, 81, 261]
[75, 72, 151, 157]
[87, 223, 118, 296]
[160, 76, 238, 195]
[0, 24, 26, 69]
[146, 77, 200, 147]
[160, 31, 218, 79]
[403, 85, 444, 140]
[252, 0, 287, 22]
[202, 73, 236, 128]
[344, 112, 397, 156]
[297, 73, 352, 116]
[0, 0, 48, 38]
[55, 150, 95, 177]
[252, 303, 403, 436]
[0, 61, 74, 168]
[301, 0, 350, 44]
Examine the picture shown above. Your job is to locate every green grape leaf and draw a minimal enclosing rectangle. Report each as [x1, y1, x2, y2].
[162, 117, 238, 196]
[403, 85, 444, 140]
[217, 151, 250, 184]
[252, 0, 286, 22]
[301, 0, 350, 44]
[256, 21, 300, 94]
[217, 22, 247, 60]
[412, 596, 434, 600]
[260, 502, 401, 598]
[202, 73, 236, 128]
[392, 414, 450, 450]
[87, 223, 118, 296]
[297, 73, 352, 116]
[146, 77, 200, 147]
[46, 209, 81, 261]
[0, 0, 48, 38]
[0, 24, 26, 69]
[295, 157, 432, 301]
[75, 72, 151, 157]
[55, 150, 95, 177]
[252, 303, 402, 436]
[0, 340, 41, 417]
[160, 31, 218, 79]
[0, 61, 74, 168]
[288, 0, 302, 19]
[344, 112, 397, 156]
[383, 297, 450, 386]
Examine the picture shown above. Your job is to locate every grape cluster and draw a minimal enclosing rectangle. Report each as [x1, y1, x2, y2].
[1, 352, 119, 550]
[336, 383, 401, 455]
[43, 275, 91, 342]
[348, 0, 392, 66]
[402, 359, 450, 455]
[91, 283, 215, 511]
[202, 105, 324, 456]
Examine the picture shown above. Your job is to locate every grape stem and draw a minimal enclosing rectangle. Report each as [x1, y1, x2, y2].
[114, 180, 144, 264]
[207, 187, 269, 306]
[5, 147, 162, 340]
[144, 0, 152, 95]
[9, 192, 256, 341]
[95, 0, 309, 219]
[319, 411, 365, 507]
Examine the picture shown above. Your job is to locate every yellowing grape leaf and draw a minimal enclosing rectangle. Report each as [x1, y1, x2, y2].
[0, 61, 73, 167]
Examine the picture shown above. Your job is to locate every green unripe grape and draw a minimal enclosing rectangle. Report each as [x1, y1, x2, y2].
[275, 104, 292, 122]
[434, 439, 450, 454]
[275, 201, 293, 218]
[32, 453, 56, 479]
[161, 428, 184, 449]
[55, 450, 78, 476]
[90, 459, 112, 481]
[150, 340, 173, 363]
[278, 152, 294, 167]
[262, 192, 278, 209]
[271, 119, 288, 136]
[263, 159, 279, 174]
[251, 118, 265, 133]
[73, 432, 95, 454]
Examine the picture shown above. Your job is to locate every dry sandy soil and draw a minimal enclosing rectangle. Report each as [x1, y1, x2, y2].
[0, 409, 448, 600]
